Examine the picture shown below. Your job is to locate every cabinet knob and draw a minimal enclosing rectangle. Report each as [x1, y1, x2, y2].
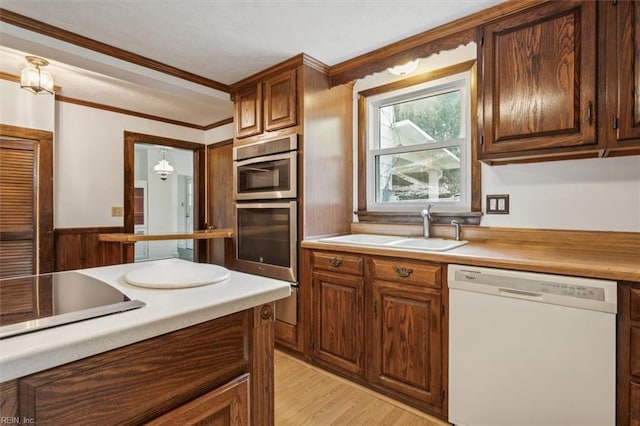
[393, 266, 413, 278]
[329, 258, 343, 267]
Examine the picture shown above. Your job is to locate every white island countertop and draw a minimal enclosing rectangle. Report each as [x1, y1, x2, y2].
[0, 259, 291, 382]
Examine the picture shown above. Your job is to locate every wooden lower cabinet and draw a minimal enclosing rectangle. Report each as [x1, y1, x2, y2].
[618, 283, 640, 426]
[369, 280, 442, 408]
[1, 304, 275, 426]
[312, 271, 364, 376]
[307, 249, 446, 419]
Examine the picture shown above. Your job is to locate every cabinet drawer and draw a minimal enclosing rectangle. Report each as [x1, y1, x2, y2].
[313, 252, 364, 276]
[631, 326, 640, 378]
[631, 288, 640, 321]
[370, 258, 441, 289]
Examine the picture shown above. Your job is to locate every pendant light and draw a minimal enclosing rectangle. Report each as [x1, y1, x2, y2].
[153, 149, 174, 181]
[21, 56, 54, 94]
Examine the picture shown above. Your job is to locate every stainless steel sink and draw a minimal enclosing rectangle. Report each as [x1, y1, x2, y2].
[317, 234, 467, 252]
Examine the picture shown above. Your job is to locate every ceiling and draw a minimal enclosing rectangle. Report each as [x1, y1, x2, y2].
[0, 1, 503, 128]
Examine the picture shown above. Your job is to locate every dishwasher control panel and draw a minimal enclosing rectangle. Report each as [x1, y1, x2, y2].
[454, 269, 606, 301]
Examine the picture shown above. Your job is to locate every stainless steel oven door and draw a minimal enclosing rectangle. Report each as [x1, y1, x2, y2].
[233, 151, 297, 200]
[235, 201, 297, 282]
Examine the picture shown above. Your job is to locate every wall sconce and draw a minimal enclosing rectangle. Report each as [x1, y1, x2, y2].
[21, 56, 54, 94]
[387, 60, 419, 76]
[153, 149, 174, 181]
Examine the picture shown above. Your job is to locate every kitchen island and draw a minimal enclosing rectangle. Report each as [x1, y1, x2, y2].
[0, 258, 291, 425]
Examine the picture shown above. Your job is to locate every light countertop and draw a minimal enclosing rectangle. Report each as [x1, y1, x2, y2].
[0, 259, 291, 382]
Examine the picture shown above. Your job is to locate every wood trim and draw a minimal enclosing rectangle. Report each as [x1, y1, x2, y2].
[230, 53, 328, 92]
[0, 124, 54, 274]
[123, 132, 206, 262]
[357, 61, 480, 216]
[0, 8, 229, 93]
[0, 71, 20, 84]
[55, 226, 123, 235]
[1, 74, 228, 130]
[328, 0, 547, 86]
[356, 211, 482, 226]
[56, 95, 207, 130]
[203, 117, 233, 130]
[469, 62, 481, 212]
[357, 95, 367, 212]
[249, 304, 275, 426]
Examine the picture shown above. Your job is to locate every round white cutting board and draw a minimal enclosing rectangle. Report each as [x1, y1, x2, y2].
[124, 259, 231, 289]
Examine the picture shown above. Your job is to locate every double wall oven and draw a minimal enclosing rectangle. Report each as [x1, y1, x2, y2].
[233, 134, 298, 325]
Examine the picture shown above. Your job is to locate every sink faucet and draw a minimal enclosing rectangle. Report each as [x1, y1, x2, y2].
[451, 220, 461, 241]
[421, 205, 433, 238]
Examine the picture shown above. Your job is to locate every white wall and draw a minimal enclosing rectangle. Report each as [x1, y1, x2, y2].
[481, 157, 640, 232]
[55, 101, 204, 228]
[353, 45, 640, 232]
[205, 122, 233, 144]
[1, 79, 55, 131]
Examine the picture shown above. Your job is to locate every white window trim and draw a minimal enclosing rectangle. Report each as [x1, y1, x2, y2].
[365, 71, 472, 212]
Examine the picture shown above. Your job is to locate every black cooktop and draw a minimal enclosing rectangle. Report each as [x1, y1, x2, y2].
[0, 271, 145, 339]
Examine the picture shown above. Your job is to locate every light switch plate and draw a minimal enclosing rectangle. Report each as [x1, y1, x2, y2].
[486, 194, 509, 214]
[111, 206, 124, 217]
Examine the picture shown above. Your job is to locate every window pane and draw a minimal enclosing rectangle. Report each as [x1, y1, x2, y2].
[379, 90, 461, 149]
[375, 146, 461, 203]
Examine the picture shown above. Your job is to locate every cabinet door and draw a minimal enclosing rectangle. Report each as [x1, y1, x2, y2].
[234, 83, 262, 138]
[616, 0, 640, 144]
[479, 1, 597, 158]
[146, 374, 249, 426]
[312, 271, 364, 377]
[263, 69, 297, 132]
[631, 381, 640, 426]
[369, 280, 442, 408]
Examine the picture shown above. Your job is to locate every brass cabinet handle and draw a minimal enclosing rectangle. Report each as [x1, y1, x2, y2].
[329, 258, 343, 267]
[393, 266, 413, 278]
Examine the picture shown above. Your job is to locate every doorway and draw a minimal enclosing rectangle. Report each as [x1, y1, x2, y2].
[0, 125, 53, 278]
[124, 132, 205, 263]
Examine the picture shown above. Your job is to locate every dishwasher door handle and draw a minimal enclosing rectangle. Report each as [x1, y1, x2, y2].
[498, 288, 544, 300]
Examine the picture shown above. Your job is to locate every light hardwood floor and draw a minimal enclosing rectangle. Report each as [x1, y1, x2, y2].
[274, 350, 448, 426]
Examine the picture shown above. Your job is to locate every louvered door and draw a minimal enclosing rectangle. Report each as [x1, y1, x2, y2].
[0, 139, 37, 278]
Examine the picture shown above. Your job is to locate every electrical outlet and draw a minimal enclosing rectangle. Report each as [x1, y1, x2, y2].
[486, 194, 509, 214]
[111, 206, 124, 217]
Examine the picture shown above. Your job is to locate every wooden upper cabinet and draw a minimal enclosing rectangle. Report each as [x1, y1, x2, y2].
[234, 82, 262, 138]
[613, 0, 640, 146]
[233, 68, 297, 140]
[479, 1, 597, 159]
[264, 69, 297, 132]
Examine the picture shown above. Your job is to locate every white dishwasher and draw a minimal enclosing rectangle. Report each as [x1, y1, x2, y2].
[448, 265, 617, 426]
